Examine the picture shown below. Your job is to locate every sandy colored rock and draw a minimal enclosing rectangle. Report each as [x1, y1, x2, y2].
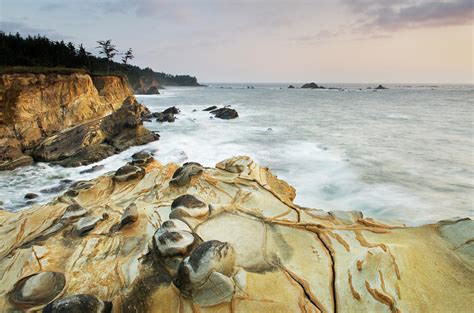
[0, 72, 157, 170]
[0, 156, 472, 312]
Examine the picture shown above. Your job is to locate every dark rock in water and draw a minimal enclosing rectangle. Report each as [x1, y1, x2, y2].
[203, 106, 217, 111]
[192, 109, 197, 112]
[288, 85, 295, 89]
[24, 193, 39, 200]
[79, 165, 105, 174]
[209, 108, 239, 120]
[267, 128, 273, 131]
[114, 165, 145, 182]
[301, 82, 325, 89]
[170, 162, 203, 187]
[9, 271, 66, 309]
[375, 84, 388, 90]
[163, 106, 180, 115]
[131, 151, 154, 166]
[119, 203, 139, 229]
[43, 294, 112, 313]
[145, 86, 160, 95]
[156, 113, 176, 123]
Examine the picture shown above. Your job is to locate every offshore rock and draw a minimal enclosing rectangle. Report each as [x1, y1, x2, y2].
[203, 105, 217, 111]
[301, 82, 325, 89]
[0, 156, 472, 312]
[210, 107, 239, 119]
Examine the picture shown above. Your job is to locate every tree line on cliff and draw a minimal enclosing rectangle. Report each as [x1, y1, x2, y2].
[0, 32, 200, 87]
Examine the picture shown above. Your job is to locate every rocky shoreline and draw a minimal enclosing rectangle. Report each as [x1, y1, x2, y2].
[0, 72, 159, 170]
[0, 155, 472, 312]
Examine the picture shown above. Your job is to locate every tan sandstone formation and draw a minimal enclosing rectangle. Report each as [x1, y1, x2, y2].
[0, 155, 472, 312]
[0, 72, 157, 170]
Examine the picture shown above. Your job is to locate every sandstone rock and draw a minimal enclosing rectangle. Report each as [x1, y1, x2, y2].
[114, 165, 145, 182]
[210, 107, 239, 119]
[131, 151, 154, 166]
[9, 272, 66, 310]
[43, 294, 112, 313]
[0, 73, 157, 171]
[169, 162, 203, 187]
[74, 215, 103, 236]
[170, 194, 209, 220]
[0, 156, 472, 312]
[119, 203, 139, 229]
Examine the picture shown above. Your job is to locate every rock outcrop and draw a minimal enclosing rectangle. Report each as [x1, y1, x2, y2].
[209, 107, 239, 120]
[0, 156, 472, 312]
[133, 77, 162, 95]
[375, 84, 388, 90]
[301, 82, 325, 89]
[0, 72, 158, 170]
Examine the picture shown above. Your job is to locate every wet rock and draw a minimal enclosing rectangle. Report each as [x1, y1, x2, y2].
[162, 106, 180, 115]
[43, 294, 112, 313]
[375, 84, 388, 90]
[119, 203, 139, 229]
[169, 162, 203, 187]
[74, 215, 103, 236]
[9, 272, 66, 309]
[170, 194, 209, 219]
[156, 113, 176, 123]
[174, 240, 236, 306]
[288, 85, 295, 88]
[40, 181, 73, 194]
[31, 97, 158, 168]
[113, 165, 145, 182]
[209, 107, 239, 120]
[62, 204, 87, 221]
[131, 151, 154, 166]
[79, 165, 105, 174]
[24, 193, 39, 200]
[154, 230, 195, 257]
[301, 82, 325, 89]
[203, 106, 218, 111]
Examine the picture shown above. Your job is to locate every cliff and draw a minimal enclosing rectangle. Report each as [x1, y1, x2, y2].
[0, 156, 471, 312]
[0, 72, 158, 170]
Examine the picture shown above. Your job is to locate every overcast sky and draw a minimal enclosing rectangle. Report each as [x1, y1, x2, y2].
[1, 0, 472, 83]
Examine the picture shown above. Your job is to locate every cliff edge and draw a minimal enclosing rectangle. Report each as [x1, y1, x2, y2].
[0, 155, 471, 312]
[0, 72, 158, 170]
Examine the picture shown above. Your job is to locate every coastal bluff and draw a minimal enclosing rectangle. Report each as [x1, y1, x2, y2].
[0, 72, 158, 170]
[0, 155, 472, 312]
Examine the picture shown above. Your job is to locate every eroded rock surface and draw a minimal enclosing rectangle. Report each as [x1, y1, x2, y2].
[0, 156, 472, 312]
[0, 73, 158, 170]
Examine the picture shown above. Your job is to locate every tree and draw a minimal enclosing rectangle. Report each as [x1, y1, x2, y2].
[122, 48, 134, 65]
[96, 39, 117, 73]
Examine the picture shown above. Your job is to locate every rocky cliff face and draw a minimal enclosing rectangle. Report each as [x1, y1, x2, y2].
[132, 77, 161, 95]
[0, 156, 471, 312]
[0, 72, 158, 170]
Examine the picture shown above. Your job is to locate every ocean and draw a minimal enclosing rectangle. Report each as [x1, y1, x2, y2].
[1, 83, 473, 225]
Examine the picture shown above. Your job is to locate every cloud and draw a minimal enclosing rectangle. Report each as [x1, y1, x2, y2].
[0, 21, 71, 40]
[346, 0, 473, 31]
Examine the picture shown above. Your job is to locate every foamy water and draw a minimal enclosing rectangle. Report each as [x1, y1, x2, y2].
[1, 83, 473, 225]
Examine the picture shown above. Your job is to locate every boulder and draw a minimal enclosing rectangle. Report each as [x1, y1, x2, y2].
[301, 82, 325, 89]
[375, 84, 388, 89]
[210, 107, 239, 120]
[203, 106, 217, 111]
[0, 156, 472, 312]
[288, 85, 295, 89]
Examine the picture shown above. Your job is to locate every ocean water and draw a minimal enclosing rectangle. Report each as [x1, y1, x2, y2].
[1, 83, 473, 225]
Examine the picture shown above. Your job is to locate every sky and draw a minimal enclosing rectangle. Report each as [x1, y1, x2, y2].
[0, 0, 473, 83]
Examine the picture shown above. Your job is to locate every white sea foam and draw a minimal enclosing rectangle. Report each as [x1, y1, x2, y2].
[1, 84, 472, 225]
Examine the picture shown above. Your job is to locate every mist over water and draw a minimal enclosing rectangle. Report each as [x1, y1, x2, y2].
[1, 83, 473, 225]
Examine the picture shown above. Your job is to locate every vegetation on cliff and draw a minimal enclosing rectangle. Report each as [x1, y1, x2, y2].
[0, 32, 200, 87]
